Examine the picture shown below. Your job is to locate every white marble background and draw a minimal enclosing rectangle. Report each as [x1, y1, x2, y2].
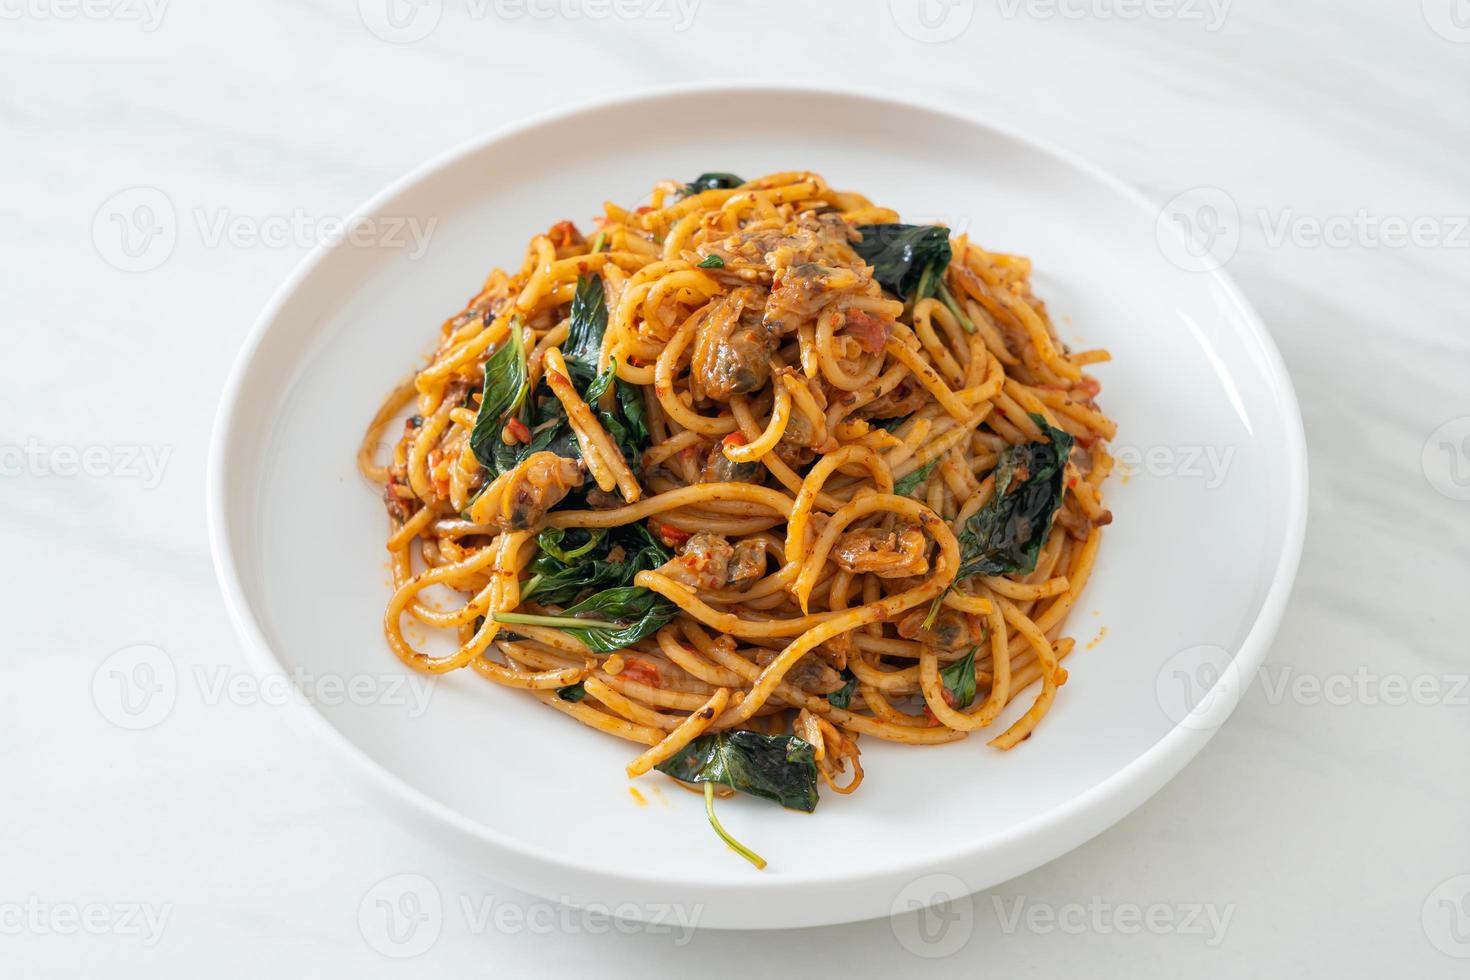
[2, 0, 1468, 975]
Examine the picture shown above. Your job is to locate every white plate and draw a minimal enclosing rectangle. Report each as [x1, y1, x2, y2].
[208, 84, 1307, 929]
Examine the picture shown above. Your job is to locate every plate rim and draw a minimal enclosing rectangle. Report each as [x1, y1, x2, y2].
[206, 80, 1309, 928]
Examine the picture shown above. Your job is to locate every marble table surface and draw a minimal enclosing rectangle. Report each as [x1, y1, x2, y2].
[3, 0, 1467, 975]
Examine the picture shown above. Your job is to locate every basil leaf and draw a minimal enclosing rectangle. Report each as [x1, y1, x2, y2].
[534, 527, 605, 563]
[615, 377, 649, 446]
[489, 404, 581, 479]
[955, 414, 1075, 579]
[894, 457, 940, 497]
[940, 646, 978, 709]
[852, 223, 975, 332]
[477, 275, 647, 502]
[612, 522, 673, 566]
[552, 586, 676, 653]
[682, 172, 745, 197]
[522, 523, 670, 606]
[696, 254, 725, 269]
[527, 415, 582, 459]
[556, 683, 587, 703]
[827, 669, 858, 710]
[521, 559, 620, 607]
[562, 275, 608, 385]
[851, 224, 952, 302]
[584, 361, 615, 404]
[582, 362, 650, 471]
[570, 270, 646, 468]
[656, 731, 820, 812]
[469, 322, 528, 469]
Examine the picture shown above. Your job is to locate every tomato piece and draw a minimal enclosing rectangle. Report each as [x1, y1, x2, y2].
[844, 309, 893, 354]
[619, 658, 661, 688]
[504, 417, 532, 444]
[653, 522, 691, 548]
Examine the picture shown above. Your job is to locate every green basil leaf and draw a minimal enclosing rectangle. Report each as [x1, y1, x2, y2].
[940, 646, 978, 709]
[682, 172, 745, 197]
[580, 362, 650, 472]
[478, 276, 647, 508]
[469, 321, 528, 469]
[522, 523, 670, 606]
[535, 527, 605, 563]
[827, 669, 858, 710]
[562, 275, 608, 385]
[851, 224, 953, 302]
[851, 223, 976, 332]
[551, 586, 676, 653]
[955, 414, 1075, 579]
[655, 731, 819, 812]
[615, 377, 649, 446]
[894, 457, 940, 497]
[556, 683, 587, 703]
[584, 362, 615, 404]
[489, 408, 580, 479]
[696, 254, 725, 269]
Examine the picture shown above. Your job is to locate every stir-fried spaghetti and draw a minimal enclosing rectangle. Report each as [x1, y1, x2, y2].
[359, 171, 1114, 864]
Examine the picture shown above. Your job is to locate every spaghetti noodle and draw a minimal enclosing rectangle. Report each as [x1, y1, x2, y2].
[359, 171, 1114, 865]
